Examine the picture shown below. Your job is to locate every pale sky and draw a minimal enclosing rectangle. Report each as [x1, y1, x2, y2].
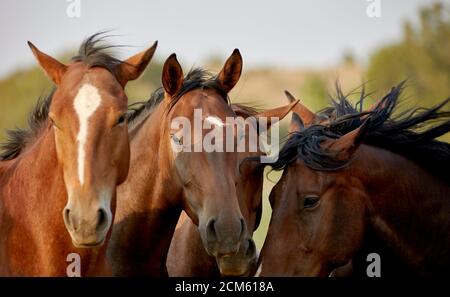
[0, 0, 441, 79]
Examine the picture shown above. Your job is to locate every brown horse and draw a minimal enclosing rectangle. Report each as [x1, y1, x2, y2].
[0, 34, 156, 276]
[258, 85, 450, 276]
[108, 50, 298, 276]
[166, 102, 296, 276]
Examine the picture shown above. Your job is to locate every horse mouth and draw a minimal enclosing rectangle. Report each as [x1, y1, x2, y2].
[72, 239, 104, 249]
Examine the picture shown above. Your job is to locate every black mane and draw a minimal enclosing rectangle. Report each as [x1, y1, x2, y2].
[71, 32, 124, 78]
[271, 83, 450, 183]
[126, 68, 229, 127]
[0, 32, 124, 161]
[0, 90, 54, 160]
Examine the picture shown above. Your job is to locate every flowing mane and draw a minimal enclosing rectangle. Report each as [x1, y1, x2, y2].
[0, 32, 124, 161]
[271, 83, 450, 183]
[71, 32, 125, 77]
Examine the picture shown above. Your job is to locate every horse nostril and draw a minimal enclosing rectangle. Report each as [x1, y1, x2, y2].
[206, 218, 217, 242]
[246, 239, 256, 258]
[239, 218, 246, 241]
[63, 208, 72, 228]
[64, 208, 80, 231]
[96, 208, 108, 231]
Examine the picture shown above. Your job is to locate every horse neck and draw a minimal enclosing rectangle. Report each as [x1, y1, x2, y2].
[2, 129, 64, 274]
[355, 144, 450, 273]
[2, 128, 64, 209]
[110, 103, 183, 275]
[0, 158, 8, 178]
[120, 102, 182, 210]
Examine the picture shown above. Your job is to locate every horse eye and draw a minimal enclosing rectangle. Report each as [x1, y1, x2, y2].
[303, 195, 320, 209]
[171, 134, 183, 145]
[49, 117, 58, 129]
[116, 114, 126, 126]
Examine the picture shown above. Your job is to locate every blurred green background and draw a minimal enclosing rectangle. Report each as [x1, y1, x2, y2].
[1, 2, 449, 250]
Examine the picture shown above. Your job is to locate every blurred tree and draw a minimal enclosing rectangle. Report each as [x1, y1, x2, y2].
[367, 2, 450, 108]
[299, 73, 329, 112]
[125, 60, 163, 102]
[0, 67, 52, 143]
[203, 54, 225, 71]
[342, 50, 356, 66]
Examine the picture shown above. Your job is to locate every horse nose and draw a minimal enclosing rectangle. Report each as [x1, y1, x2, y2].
[63, 207, 79, 231]
[63, 206, 109, 233]
[239, 218, 246, 242]
[206, 216, 246, 255]
[96, 208, 108, 232]
[62, 201, 112, 248]
[206, 218, 218, 243]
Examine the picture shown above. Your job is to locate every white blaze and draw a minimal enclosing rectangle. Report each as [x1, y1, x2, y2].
[73, 84, 102, 185]
[204, 116, 225, 127]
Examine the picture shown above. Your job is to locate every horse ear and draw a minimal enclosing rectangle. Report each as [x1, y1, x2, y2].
[217, 49, 242, 93]
[116, 41, 158, 87]
[162, 53, 184, 97]
[323, 118, 371, 160]
[285, 91, 304, 133]
[284, 90, 297, 103]
[28, 41, 67, 85]
[254, 100, 299, 131]
[284, 90, 318, 126]
[289, 112, 304, 133]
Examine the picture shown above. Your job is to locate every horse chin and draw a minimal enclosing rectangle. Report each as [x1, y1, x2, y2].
[218, 265, 251, 277]
[71, 237, 105, 249]
[328, 259, 354, 277]
[216, 255, 256, 277]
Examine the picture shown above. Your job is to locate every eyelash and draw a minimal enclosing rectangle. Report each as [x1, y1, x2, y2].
[171, 134, 183, 145]
[303, 195, 320, 209]
[49, 118, 58, 129]
[116, 115, 126, 125]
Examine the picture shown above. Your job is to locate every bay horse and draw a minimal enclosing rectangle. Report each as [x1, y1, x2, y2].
[108, 50, 298, 276]
[258, 84, 450, 276]
[167, 102, 295, 276]
[0, 34, 156, 276]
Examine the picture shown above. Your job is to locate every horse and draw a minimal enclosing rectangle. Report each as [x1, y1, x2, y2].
[257, 84, 450, 276]
[0, 33, 156, 276]
[108, 50, 298, 276]
[166, 102, 296, 276]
